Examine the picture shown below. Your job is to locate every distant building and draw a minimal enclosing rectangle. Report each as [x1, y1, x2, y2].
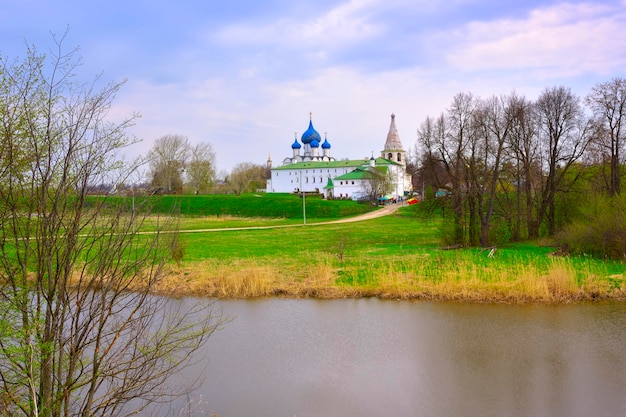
[266, 113, 412, 200]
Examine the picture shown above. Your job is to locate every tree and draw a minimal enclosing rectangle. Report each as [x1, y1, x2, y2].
[186, 142, 216, 194]
[505, 93, 540, 240]
[149, 134, 189, 193]
[586, 77, 626, 196]
[416, 116, 451, 196]
[226, 162, 268, 195]
[361, 167, 393, 203]
[466, 94, 514, 246]
[534, 86, 591, 236]
[0, 34, 223, 416]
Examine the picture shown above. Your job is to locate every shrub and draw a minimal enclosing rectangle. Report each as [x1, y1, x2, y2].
[489, 218, 512, 246]
[558, 193, 626, 259]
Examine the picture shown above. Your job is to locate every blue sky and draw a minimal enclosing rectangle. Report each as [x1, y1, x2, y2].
[2, 0, 626, 174]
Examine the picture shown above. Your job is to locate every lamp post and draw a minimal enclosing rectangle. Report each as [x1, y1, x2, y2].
[300, 170, 306, 225]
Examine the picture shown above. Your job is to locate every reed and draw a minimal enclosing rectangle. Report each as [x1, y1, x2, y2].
[149, 254, 626, 303]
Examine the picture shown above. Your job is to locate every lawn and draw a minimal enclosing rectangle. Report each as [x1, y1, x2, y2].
[144, 194, 626, 302]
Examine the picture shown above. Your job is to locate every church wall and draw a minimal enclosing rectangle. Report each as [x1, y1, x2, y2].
[267, 165, 357, 193]
[267, 162, 411, 197]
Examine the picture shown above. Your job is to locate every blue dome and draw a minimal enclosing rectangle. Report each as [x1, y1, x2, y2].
[291, 138, 301, 149]
[301, 120, 321, 145]
[321, 138, 331, 149]
[310, 139, 320, 148]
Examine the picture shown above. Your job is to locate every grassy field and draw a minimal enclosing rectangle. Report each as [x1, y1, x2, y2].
[140, 193, 626, 303]
[118, 192, 375, 220]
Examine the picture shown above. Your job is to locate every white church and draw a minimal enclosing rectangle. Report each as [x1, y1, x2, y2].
[266, 113, 412, 200]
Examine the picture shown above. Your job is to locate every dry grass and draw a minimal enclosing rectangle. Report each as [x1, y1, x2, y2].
[146, 256, 626, 303]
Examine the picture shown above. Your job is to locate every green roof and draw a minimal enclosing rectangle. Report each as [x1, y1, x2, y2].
[272, 157, 399, 171]
[334, 166, 388, 181]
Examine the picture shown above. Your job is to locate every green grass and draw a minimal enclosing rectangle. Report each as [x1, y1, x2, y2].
[22, 193, 626, 301]
[163, 198, 626, 301]
[106, 192, 376, 219]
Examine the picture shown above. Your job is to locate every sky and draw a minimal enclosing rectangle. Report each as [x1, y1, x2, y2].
[2, 0, 626, 175]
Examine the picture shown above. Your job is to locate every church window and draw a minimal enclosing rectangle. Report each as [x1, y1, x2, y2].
[319, 177, 322, 183]
[397, 153, 402, 162]
[312, 177, 315, 183]
[388, 152, 393, 160]
[351, 181, 355, 185]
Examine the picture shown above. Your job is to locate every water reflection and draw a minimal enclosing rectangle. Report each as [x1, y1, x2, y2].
[162, 300, 626, 417]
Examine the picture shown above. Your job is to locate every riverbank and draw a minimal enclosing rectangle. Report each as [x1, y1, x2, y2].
[125, 196, 626, 303]
[150, 256, 626, 303]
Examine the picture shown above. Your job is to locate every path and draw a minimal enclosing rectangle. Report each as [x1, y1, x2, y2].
[174, 202, 401, 234]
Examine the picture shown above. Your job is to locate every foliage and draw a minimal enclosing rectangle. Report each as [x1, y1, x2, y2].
[558, 193, 626, 259]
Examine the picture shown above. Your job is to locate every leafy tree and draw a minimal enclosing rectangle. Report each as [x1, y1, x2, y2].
[0, 34, 223, 416]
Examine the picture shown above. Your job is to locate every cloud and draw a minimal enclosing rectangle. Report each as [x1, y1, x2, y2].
[445, 2, 626, 77]
[115, 64, 445, 171]
[214, 0, 382, 52]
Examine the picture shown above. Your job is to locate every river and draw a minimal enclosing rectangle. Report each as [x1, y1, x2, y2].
[157, 299, 626, 417]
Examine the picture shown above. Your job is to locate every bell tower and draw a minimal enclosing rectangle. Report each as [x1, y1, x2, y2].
[381, 113, 406, 165]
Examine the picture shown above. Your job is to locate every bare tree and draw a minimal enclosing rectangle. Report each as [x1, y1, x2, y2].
[534, 86, 592, 236]
[466, 94, 514, 246]
[361, 167, 393, 203]
[186, 142, 216, 194]
[505, 93, 540, 240]
[149, 134, 190, 193]
[0, 34, 223, 416]
[226, 162, 267, 195]
[416, 115, 452, 199]
[586, 77, 626, 196]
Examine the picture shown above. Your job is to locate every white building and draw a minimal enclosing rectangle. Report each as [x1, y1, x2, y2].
[266, 114, 412, 200]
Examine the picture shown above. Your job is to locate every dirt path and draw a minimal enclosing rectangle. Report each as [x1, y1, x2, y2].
[174, 202, 401, 234]
[320, 202, 400, 224]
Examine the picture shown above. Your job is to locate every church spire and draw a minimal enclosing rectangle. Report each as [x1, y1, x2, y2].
[384, 113, 403, 150]
[381, 113, 406, 166]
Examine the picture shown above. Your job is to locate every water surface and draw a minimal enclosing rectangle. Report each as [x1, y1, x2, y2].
[166, 299, 626, 417]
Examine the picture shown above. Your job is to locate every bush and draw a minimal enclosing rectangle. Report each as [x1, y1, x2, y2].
[558, 193, 626, 259]
[489, 218, 512, 246]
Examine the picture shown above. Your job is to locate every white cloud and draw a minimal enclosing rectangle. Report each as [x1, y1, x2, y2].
[214, 0, 382, 50]
[114, 64, 481, 172]
[445, 2, 626, 77]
